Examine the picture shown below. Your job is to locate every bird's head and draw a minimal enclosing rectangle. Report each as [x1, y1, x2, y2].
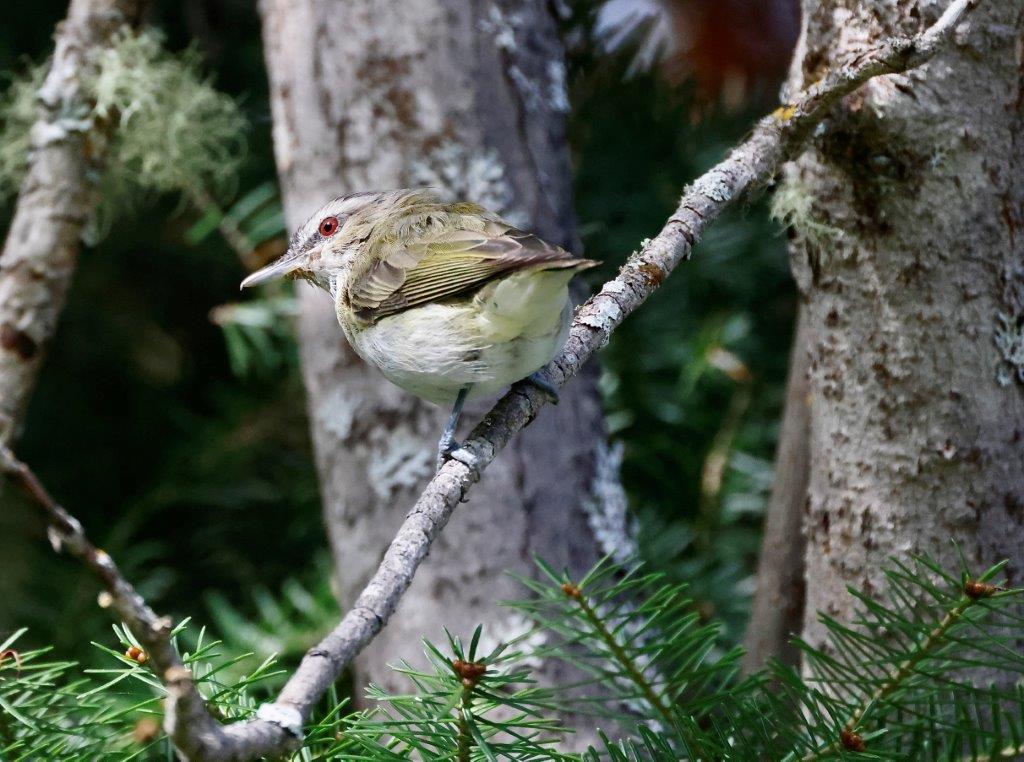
[240, 191, 392, 294]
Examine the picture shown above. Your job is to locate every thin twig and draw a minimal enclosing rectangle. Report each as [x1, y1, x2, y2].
[186, 183, 260, 271]
[0, 447, 226, 755]
[697, 380, 752, 544]
[456, 682, 476, 762]
[14, 0, 981, 757]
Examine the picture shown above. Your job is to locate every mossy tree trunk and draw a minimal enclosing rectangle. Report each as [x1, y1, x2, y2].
[259, 0, 626, 720]
[781, 0, 1024, 651]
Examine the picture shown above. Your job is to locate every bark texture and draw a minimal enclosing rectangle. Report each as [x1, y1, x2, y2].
[259, 0, 621, 702]
[784, 0, 1024, 650]
[742, 307, 809, 672]
[0, 0, 143, 446]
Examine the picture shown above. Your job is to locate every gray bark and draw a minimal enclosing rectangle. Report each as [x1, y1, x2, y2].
[0, 0, 144, 446]
[783, 0, 1024, 651]
[742, 306, 809, 671]
[258, 0, 623, 707]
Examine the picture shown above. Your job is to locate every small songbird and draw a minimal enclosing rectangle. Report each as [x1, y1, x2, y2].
[241, 189, 596, 470]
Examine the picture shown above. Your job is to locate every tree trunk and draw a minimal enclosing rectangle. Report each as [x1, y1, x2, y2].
[259, 0, 625, 708]
[782, 0, 1024, 651]
[742, 306, 809, 671]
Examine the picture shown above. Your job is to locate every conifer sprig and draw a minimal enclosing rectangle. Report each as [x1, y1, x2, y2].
[1, 552, 1022, 760]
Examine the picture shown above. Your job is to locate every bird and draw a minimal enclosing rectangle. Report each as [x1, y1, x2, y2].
[241, 189, 597, 471]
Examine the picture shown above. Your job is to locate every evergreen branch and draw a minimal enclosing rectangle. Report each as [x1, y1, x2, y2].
[450, 637, 486, 762]
[796, 597, 975, 761]
[560, 581, 676, 733]
[786, 564, 1021, 762]
[0, 622, 325, 757]
[342, 629, 569, 760]
[508, 559, 740, 758]
[851, 595, 974, 727]
[4, 550, 1024, 759]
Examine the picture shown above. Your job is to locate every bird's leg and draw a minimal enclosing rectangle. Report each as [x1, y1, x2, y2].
[436, 385, 472, 472]
[525, 370, 560, 405]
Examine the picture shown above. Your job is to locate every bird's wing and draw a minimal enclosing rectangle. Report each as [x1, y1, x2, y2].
[347, 220, 595, 323]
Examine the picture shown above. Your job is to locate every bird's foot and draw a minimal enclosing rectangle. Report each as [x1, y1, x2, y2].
[435, 435, 457, 473]
[525, 371, 560, 405]
[435, 437, 477, 473]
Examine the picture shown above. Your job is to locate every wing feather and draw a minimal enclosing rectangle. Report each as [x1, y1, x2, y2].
[348, 216, 595, 323]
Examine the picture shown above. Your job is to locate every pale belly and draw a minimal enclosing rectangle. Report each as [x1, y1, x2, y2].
[340, 270, 575, 406]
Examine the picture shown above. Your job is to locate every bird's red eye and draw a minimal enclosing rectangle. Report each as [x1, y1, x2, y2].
[318, 216, 339, 237]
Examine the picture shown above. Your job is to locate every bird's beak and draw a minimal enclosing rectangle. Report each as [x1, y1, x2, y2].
[240, 251, 303, 290]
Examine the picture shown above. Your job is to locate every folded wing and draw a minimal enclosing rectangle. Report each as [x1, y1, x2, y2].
[348, 218, 596, 323]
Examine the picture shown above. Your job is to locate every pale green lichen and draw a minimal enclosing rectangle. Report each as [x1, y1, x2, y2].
[995, 311, 1024, 387]
[0, 66, 44, 201]
[770, 179, 845, 246]
[0, 29, 246, 243]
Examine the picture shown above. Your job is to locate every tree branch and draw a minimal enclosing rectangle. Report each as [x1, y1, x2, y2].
[0, 446, 225, 755]
[0, 0, 144, 447]
[8, 0, 980, 758]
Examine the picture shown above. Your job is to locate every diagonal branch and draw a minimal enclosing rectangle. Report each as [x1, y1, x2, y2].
[7, 0, 980, 758]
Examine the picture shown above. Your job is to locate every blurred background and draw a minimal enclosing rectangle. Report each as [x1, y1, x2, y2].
[0, 0, 798, 665]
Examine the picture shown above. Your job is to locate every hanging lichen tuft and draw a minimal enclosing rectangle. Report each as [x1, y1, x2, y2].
[0, 29, 247, 243]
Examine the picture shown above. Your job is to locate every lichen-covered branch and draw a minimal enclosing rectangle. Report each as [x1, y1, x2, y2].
[0, 0, 143, 446]
[12, 0, 980, 758]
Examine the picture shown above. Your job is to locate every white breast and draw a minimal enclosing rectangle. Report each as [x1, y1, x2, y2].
[339, 268, 576, 406]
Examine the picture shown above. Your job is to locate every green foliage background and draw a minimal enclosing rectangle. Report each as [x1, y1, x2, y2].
[0, 0, 791, 675]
